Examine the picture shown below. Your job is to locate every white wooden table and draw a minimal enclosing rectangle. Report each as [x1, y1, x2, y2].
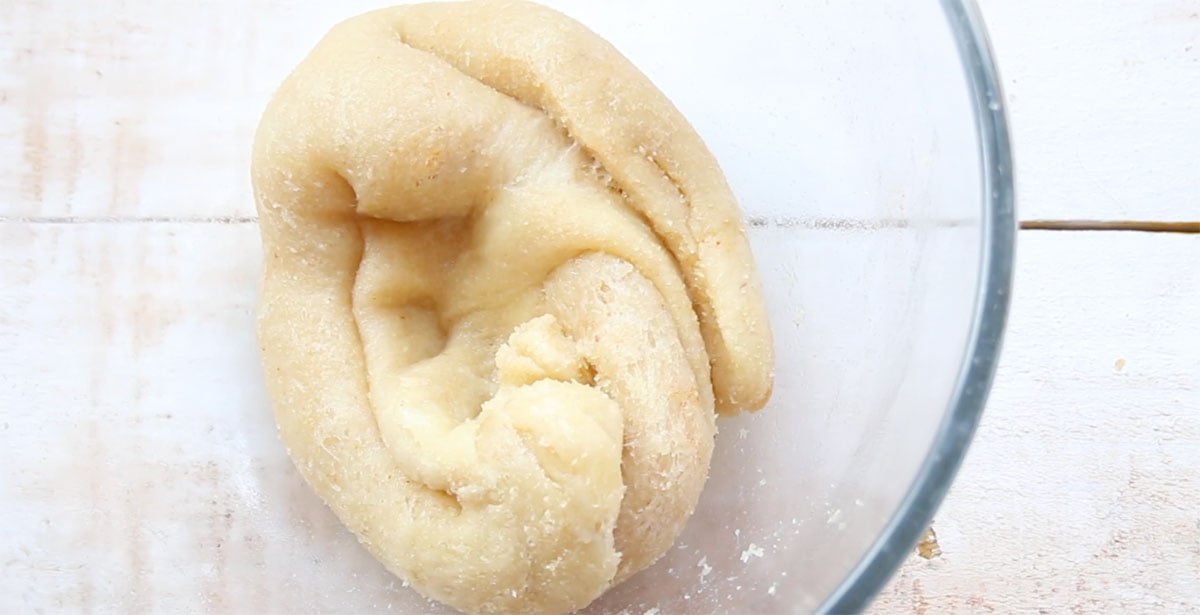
[2, 1, 1197, 612]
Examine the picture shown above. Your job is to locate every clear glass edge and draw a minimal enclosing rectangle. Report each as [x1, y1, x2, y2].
[814, 0, 1016, 612]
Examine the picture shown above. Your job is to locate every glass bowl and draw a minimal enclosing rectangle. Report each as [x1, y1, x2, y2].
[243, 0, 1013, 613]
[176, 0, 1010, 612]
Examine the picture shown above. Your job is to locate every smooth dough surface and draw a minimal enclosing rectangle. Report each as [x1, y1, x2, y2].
[252, 2, 774, 613]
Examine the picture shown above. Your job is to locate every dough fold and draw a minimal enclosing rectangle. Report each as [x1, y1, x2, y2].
[252, 2, 773, 613]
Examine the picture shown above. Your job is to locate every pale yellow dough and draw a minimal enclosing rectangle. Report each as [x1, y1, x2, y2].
[251, 1, 774, 613]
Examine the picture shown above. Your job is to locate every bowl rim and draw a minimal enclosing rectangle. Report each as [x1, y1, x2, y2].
[816, 0, 1016, 612]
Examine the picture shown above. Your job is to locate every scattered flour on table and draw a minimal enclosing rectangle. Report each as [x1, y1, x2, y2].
[740, 543, 765, 563]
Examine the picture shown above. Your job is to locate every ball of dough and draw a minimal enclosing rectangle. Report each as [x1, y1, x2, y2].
[251, 2, 773, 613]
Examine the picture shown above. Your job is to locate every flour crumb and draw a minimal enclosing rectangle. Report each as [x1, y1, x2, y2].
[738, 428, 749, 439]
[826, 508, 843, 524]
[740, 543, 765, 563]
[768, 583, 777, 596]
[698, 556, 713, 580]
[644, 608, 660, 615]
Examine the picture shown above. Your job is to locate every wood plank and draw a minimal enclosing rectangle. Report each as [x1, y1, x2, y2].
[874, 231, 1200, 612]
[4, 1, 1194, 224]
[4, 226, 1195, 612]
[0, 222, 452, 612]
[2, 0, 980, 226]
[977, 0, 1200, 221]
[0, 1, 369, 219]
